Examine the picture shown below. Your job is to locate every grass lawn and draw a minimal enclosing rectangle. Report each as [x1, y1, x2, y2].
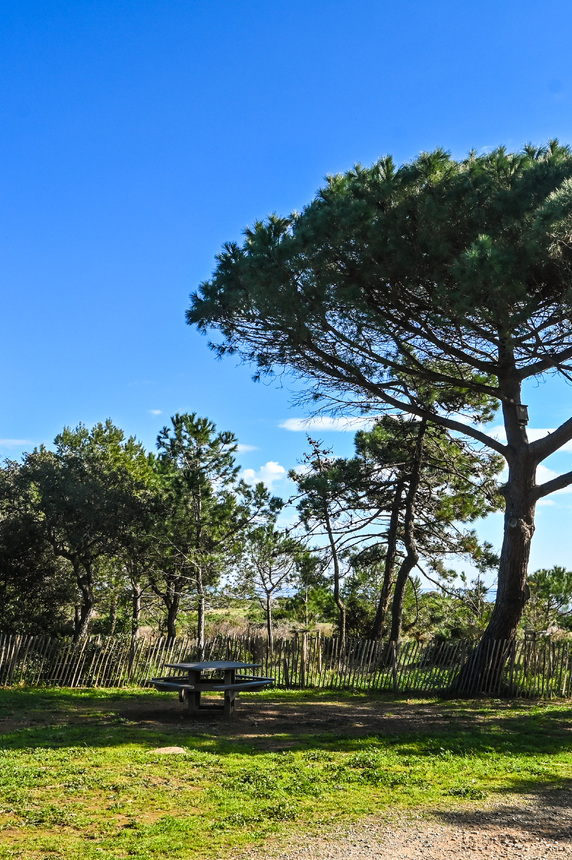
[0, 686, 570, 859]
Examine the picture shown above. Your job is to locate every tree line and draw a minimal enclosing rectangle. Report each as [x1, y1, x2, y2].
[2, 412, 570, 650]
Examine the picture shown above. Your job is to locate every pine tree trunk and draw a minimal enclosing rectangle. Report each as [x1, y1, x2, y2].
[131, 582, 142, 640]
[108, 600, 118, 635]
[454, 369, 535, 693]
[266, 593, 274, 653]
[196, 569, 206, 658]
[388, 421, 425, 644]
[166, 601, 179, 639]
[323, 504, 346, 648]
[371, 479, 404, 639]
[165, 579, 181, 639]
[455, 462, 535, 693]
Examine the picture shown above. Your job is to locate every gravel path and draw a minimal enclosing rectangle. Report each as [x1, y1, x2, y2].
[237, 790, 572, 859]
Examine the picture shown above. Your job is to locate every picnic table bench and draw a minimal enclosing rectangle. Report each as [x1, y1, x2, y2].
[149, 660, 274, 717]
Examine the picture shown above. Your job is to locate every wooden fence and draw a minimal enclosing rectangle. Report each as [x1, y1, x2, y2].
[0, 632, 570, 697]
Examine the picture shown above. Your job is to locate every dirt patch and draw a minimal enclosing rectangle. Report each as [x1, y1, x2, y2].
[111, 693, 551, 750]
[114, 695, 475, 742]
[236, 791, 572, 859]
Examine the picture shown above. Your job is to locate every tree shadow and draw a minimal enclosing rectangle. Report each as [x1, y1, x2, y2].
[433, 785, 572, 843]
[0, 687, 570, 758]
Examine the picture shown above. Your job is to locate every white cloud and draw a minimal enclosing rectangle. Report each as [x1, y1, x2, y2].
[148, 409, 162, 416]
[236, 443, 258, 453]
[280, 416, 376, 432]
[241, 461, 287, 489]
[0, 439, 31, 447]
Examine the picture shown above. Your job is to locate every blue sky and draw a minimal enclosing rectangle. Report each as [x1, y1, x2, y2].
[2, 0, 572, 579]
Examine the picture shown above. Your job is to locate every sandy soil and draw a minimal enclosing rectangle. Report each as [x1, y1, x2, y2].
[234, 795, 572, 859]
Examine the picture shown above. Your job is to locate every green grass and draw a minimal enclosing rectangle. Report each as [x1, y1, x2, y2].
[0, 687, 570, 859]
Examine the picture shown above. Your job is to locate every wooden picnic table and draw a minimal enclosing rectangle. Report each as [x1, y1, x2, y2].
[150, 660, 274, 717]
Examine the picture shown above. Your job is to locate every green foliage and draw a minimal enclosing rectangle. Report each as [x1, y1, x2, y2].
[524, 566, 572, 634]
[0, 422, 152, 639]
[402, 582, 494, 643]
[189, 141, 572, 416]
[151, 413, 282, 639]
[291, 420, 501, 641]
[237, 525, 307, 644]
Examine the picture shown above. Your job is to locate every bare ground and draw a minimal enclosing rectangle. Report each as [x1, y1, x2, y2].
[233, 794, 572, 859]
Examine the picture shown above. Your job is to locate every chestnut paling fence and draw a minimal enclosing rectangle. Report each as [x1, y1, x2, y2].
[0, 632, 570, 698]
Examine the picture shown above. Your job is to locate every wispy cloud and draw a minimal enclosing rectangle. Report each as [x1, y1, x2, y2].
[0, 439, 31, 448]
[148, 409, 162, 416]
[280, 416, 376, 432]
[236, 443, 258, 453]
[241, 461, 287, 489]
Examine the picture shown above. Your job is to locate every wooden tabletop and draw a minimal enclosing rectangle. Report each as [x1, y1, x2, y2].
[164, 660, 261, 671]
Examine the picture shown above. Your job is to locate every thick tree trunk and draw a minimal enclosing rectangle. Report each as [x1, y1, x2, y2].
[455, 368, 536, 694]
[388, 553, 419, 644]
[455, 460, 536, 693]
[166, 601, 179, 639]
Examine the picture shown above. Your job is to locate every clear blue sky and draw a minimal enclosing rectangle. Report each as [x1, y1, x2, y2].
[2, 0, 572, 578]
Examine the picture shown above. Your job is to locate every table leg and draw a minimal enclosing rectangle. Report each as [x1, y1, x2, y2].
[187, 690, 201, 715]
[223, 690, 236, 718]
[186, 670, 201, 716]
[223, 667, 236, 717]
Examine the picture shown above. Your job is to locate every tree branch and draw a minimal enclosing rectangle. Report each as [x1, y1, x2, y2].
[529, 416, 572, 462]
[518, 345, 572, 380]
[530, 469, 572, 502]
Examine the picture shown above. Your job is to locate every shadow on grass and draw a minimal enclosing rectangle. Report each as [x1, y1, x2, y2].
[0, 686, 571, 762]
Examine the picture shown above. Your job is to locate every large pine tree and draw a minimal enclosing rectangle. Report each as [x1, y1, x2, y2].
[188, 142, 572, 690]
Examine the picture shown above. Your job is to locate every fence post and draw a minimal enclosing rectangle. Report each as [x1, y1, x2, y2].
[391, 641, 399, 693]
[300, 632, 308, 688]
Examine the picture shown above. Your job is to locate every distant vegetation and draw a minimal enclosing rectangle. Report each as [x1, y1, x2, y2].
[1, 414, 571, 646]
